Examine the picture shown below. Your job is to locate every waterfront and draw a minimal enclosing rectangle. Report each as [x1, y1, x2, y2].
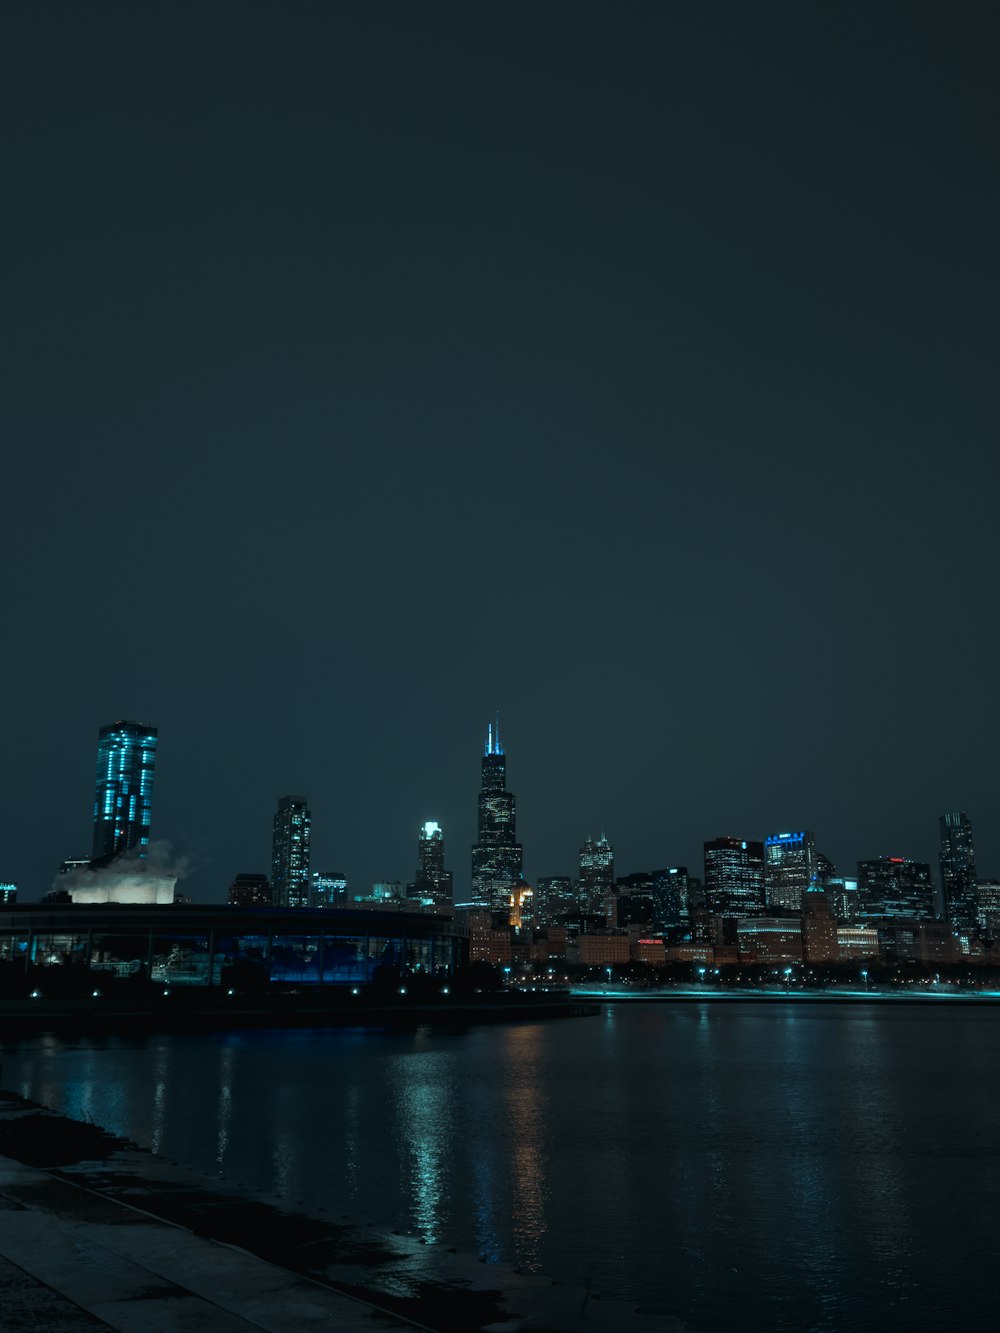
[2, 1002, 998, 1332]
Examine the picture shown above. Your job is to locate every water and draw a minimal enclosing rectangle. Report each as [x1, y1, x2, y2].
[2, 1002, 998, 1331]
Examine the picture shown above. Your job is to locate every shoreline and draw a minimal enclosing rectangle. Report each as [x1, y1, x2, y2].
[570, 985, 1000, 1004]
[0, 1088, 679, 1332]
[0, 991, 599, 1038]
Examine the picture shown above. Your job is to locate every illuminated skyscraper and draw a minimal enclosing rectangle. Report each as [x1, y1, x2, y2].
[857, 856, 935, 920]
[409, 821, 454, 908]
[939, 812, 978, 927]
[271, 795, 311, 909]
[764, 830, 818, 912]
[470, 719, 523, 909]
[311, 871, 348, 908]
[579, 835, 615, 914]
[91, 720, 158, 866]
[704, 836, 765, 916]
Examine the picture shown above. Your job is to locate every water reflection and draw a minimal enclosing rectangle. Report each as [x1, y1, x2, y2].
[392, 1045, 453, 1244]
[500, 1025, 547, 1269]
[2, 1008, 999, 1332]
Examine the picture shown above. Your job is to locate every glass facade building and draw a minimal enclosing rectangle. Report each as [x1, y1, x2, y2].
[857, 856, 936, 920]
[470, 721, 523, 909]
[578, 836, 615, 914]
[704, 836, 765, 916]
[0, 904, 466, 988]
[271, 795, 311, 909]
[939, 812, 978, 927]
[91, 720, 158, 865]
[764, 830, 818, 912]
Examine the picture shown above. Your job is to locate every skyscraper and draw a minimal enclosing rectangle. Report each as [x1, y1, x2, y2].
[939, 811, 978, 927]
[857, 856, 936, 920]
[409, 821, 454, 908]
[91, 720, 158, 865]
[311, 871, 348, 909]
[271, 795, 311, 908]
[764, 830, 818, 912]
[704, 836, 765, 916]
[579, 835, 615, 914]
[470, 719, 523, 909]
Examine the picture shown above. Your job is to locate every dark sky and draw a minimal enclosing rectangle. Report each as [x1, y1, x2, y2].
[4, 1, 998, 902]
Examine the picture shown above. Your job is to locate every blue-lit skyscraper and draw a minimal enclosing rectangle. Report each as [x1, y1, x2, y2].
[470, 719, 523, 909]
[91, 720, 158, 865]
[764, 830, 818, 912]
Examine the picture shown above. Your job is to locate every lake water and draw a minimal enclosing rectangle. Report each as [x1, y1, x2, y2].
[2, 1002, 998, 1331]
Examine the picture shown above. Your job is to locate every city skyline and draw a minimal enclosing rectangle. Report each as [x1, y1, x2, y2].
[3, 714, 996, 907]
[4, 4, 997, 905]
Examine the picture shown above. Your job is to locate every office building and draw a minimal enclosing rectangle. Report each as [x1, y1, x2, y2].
[470, 719, 523, 909]
[533, 876, 576, 923]
[764, 831, 818, 912]
[91, 720, 158, 865]
[704, 836, 765, 916]
[228, 873, 271, 907]
[857, 856, 936, 920]
[311, 871, 348, 909]
[976, 880, 1000, 935]
[409, 821, 454, 908]
[271, 795, 311, 909]
[650, 867, 690, 927]
[579, 835, 615, 914]
[939, 812, 978, 927]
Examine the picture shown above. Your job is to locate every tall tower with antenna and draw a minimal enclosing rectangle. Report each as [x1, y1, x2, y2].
[470, 715, 523, 909]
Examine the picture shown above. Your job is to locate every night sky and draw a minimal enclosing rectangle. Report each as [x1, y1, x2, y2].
[4, 2, 998, 903]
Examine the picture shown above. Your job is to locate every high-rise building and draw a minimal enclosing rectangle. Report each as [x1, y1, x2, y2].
[91, 720, 158, 866]
[976, 880, 1000, 935]
[227, 872, 271, 906]
[857, 856, 936, 920]
[0, 883, 17, 904]
[579, 835, 614, 914]
[271, 795, 311, 908]
[533, 876, 576, 923]
[311, 871, 348, 909]
[470, 720, 523, 909]
[939, 812, 978, 927]
[650, 867, 690, 927]
[704, 836, 765, 916]
[764, 830, 818, 912]
[408, 821, 454, 908]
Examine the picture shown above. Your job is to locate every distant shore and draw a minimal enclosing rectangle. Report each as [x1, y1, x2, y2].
[0, 988, 599, 1038]
[571, 984, 1000, 1004]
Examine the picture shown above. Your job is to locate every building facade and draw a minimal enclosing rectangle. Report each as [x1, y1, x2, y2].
[0, 903, 466, 987]
[764, 830, 818, 912]
[578, 835, 614, 914]
[939, 812, 978, 927]
[704, 837, 765, 916]
[91, 720, 158, 865]
[271, 795, 311, 909]
[409, 821, 454, 908]
[310, 871, 348, 909]
[470, 721, 523, 909]
[227, 873, 271, 906]
[857, 857, 936, 920]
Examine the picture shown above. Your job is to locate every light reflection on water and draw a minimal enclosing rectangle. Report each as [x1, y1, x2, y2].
[2, 1006, 999, 1332]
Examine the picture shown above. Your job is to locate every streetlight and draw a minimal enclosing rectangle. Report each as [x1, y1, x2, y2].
[861, 969, 868, 993]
